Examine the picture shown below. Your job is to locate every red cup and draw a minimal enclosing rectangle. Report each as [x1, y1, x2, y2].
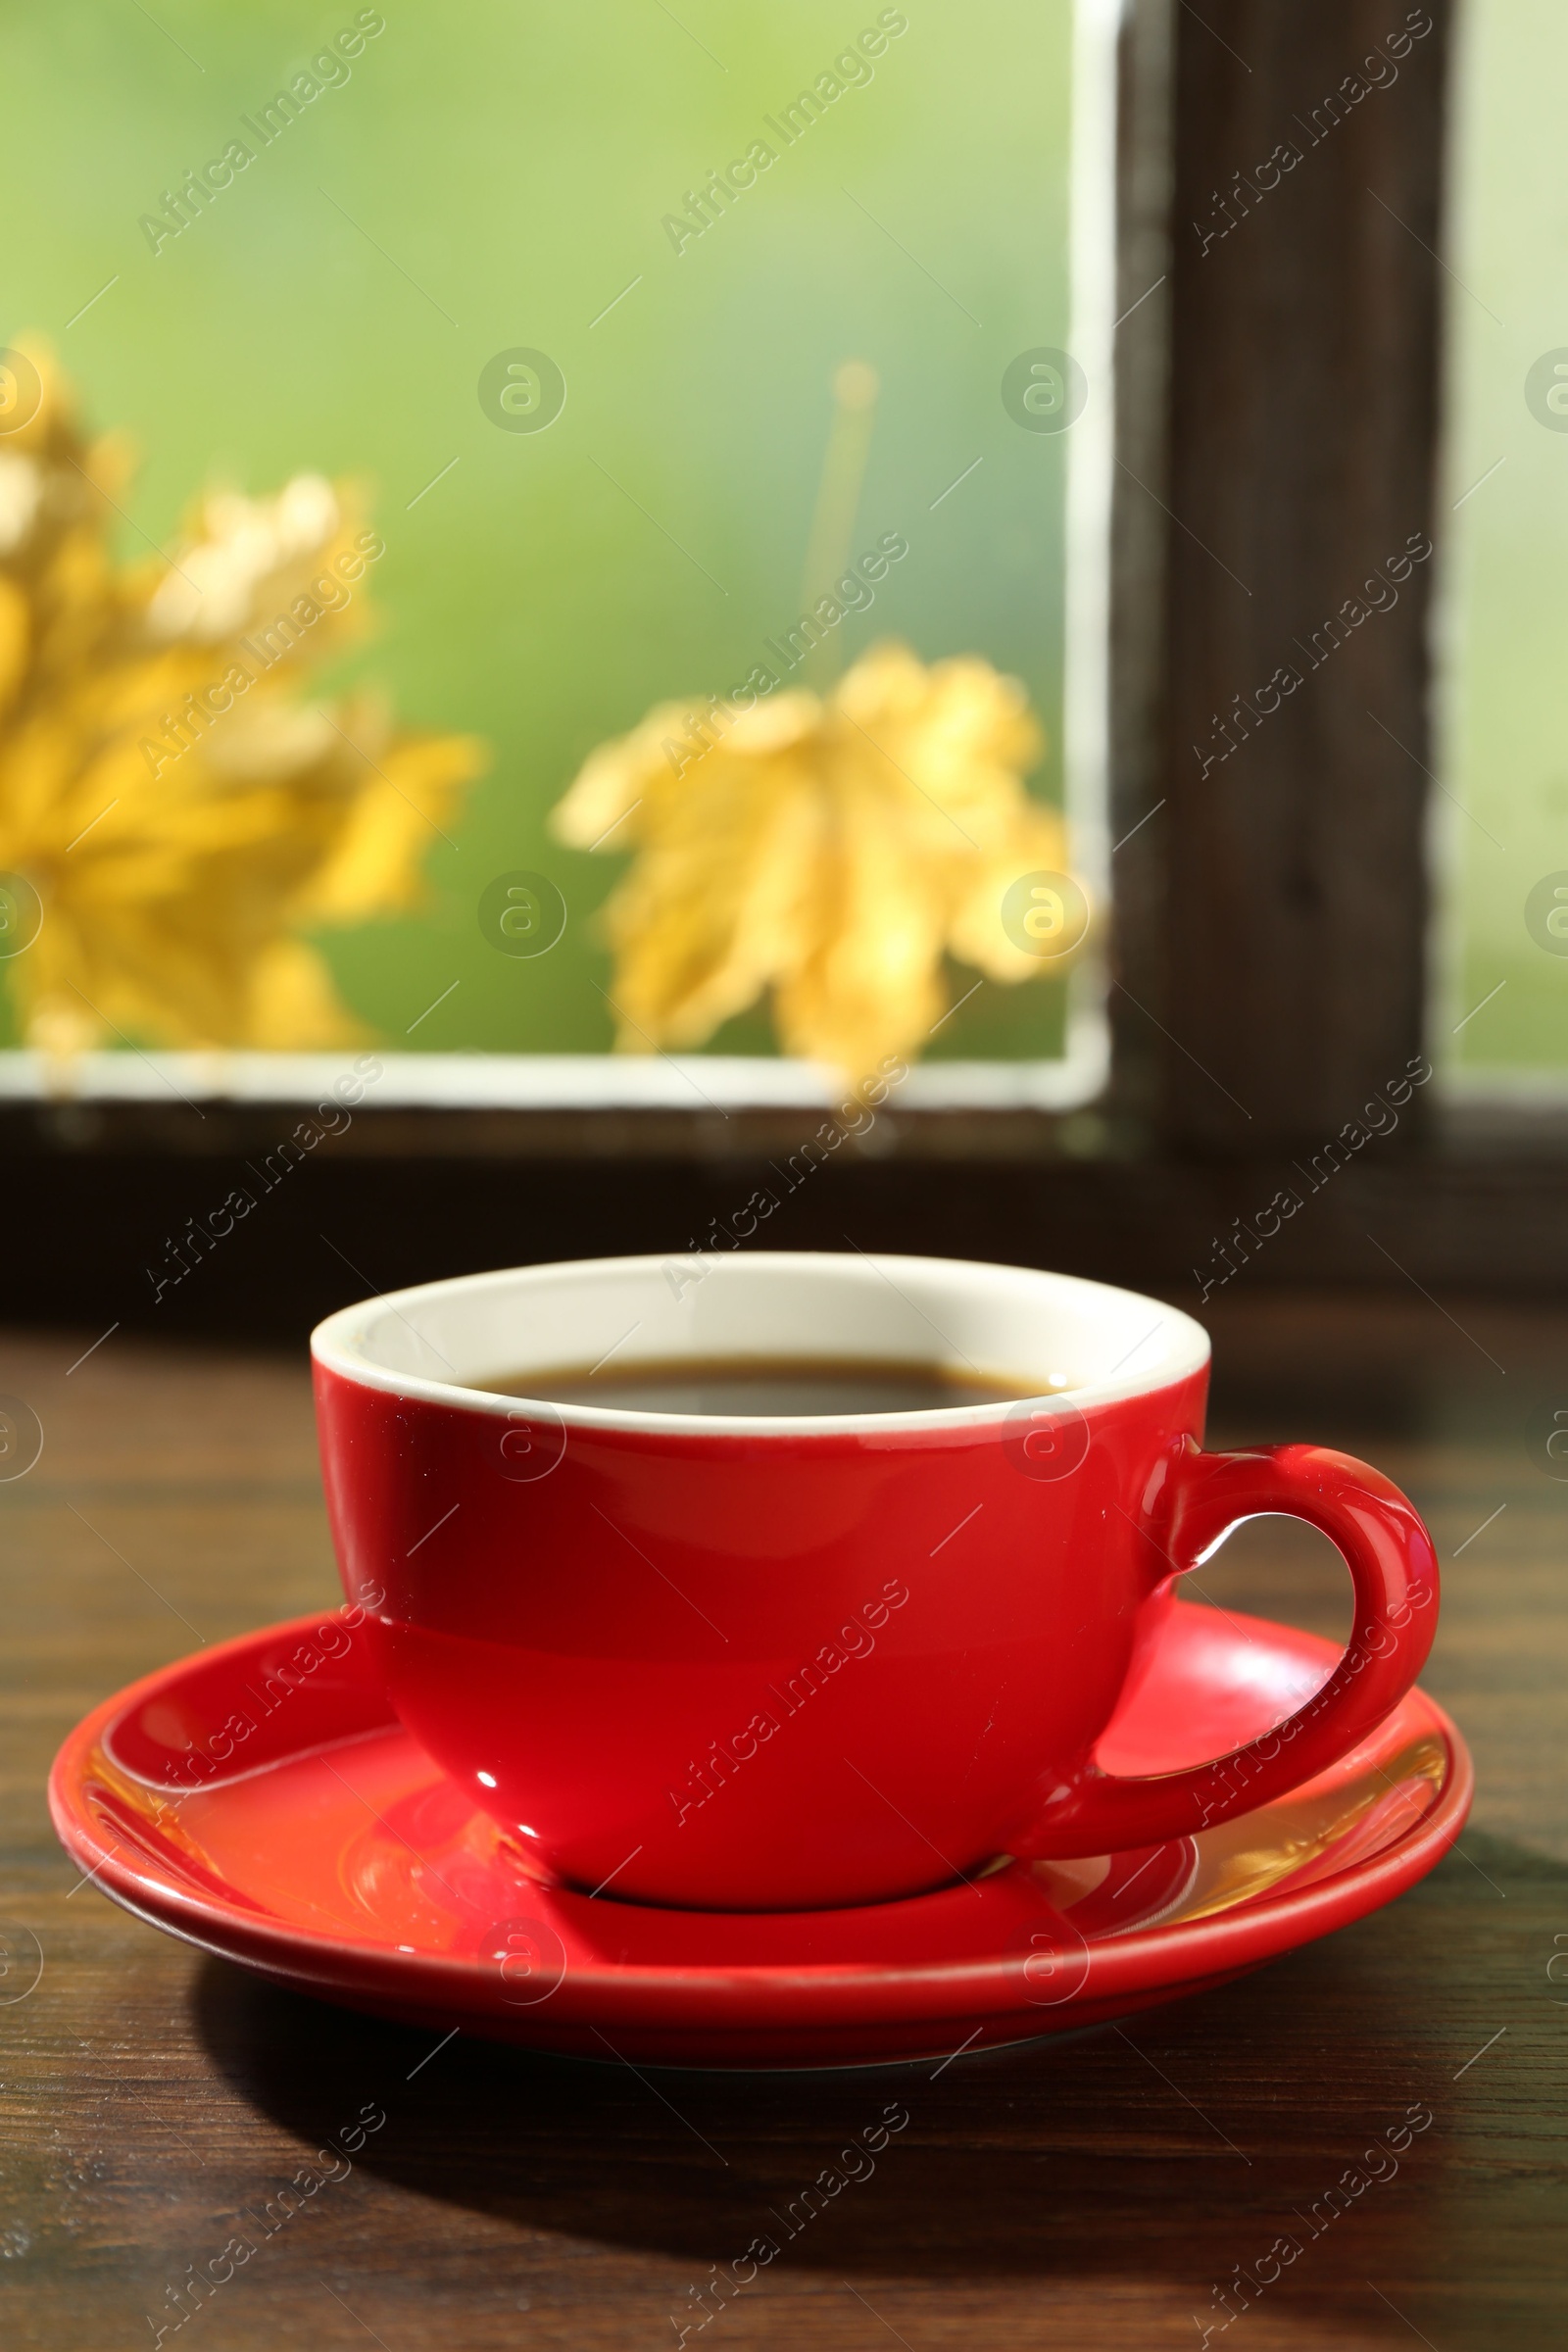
[312, 1252, 1439, 1911]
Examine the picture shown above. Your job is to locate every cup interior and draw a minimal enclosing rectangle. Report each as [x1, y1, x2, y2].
[312, 1253, 1209, 1430]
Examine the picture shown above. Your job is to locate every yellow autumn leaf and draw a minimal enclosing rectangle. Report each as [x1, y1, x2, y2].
[0, 337, 485, 1055]
[551, 640, 1080, 1079]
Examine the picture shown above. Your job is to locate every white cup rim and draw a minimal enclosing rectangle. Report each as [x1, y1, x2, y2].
[311, 1251, 1210, 1437]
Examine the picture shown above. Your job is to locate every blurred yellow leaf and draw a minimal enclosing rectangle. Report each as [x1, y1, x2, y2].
[552, 640, 1078, 1079]
[0, 338, 485, 1055]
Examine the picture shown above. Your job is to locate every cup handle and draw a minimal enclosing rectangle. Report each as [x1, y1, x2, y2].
[1012, 1442, 1441, 1859]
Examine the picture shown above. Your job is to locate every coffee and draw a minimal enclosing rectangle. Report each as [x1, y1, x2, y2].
[474, 1355, 1073, 1416]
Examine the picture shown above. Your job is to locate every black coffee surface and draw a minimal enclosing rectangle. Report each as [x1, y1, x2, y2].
[474, 1355, 1069, 1416]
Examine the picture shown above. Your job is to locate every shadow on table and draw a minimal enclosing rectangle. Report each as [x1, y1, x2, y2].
[194, 1834, 1556, 2339]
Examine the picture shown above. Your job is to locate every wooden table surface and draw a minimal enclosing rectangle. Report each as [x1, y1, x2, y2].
[2, 1290, 1563, 2350]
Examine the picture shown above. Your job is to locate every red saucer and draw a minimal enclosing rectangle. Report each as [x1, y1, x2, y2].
[49, 1601, 1471, 2069]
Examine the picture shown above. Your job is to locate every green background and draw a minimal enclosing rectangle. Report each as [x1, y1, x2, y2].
[1444, 0, 1568, 1074]
[0, 0, 1078, 1060]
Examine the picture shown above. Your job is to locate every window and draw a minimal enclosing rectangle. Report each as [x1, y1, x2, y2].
[1438, 0, 1568, 1091]
[22, 1, 1556, 1329]
[0, 0, 1120, 1115]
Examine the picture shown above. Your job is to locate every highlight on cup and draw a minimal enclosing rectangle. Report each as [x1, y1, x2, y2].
[1002, 1395, 1090, 1482]
[496, 1402, 567, 1482]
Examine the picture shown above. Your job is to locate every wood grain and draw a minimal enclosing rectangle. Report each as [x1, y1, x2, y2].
[1152, 2, 1452, 1148]
[1, 1291, 1564, 2348]
[18, 1100, 1568, 1350]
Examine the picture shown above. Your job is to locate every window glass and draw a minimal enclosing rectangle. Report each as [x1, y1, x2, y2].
[1441, 0, 1568, 1082]
[0, 0, 1112, 1102]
